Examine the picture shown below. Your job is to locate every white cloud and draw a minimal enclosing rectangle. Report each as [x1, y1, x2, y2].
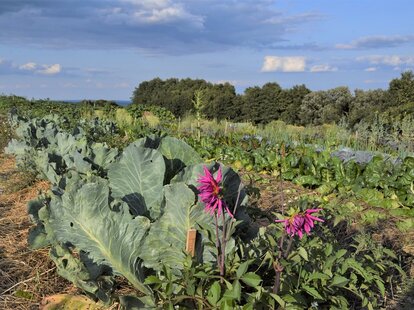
[261, 56, 306, 72]
[0, 1, 324, 55]
[1, 58, 63, 75]
[106, 0, 204, 27]
[357, 55, 414, 66]
[310, 64, 338, 72]
[37, 63, 61, 75]
[264, 12, 323, 25]
[364, 67, 377, 72]
[121, 0, 170, 8]
[336, 35, 414, 50]
[19, 62, 37, 70]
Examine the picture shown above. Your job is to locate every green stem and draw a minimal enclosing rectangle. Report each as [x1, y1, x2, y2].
[221, 210, 226, 280]
[296, 264, 302, 290]
[273, 231, 286, 295]
[214, 213, 223, 279]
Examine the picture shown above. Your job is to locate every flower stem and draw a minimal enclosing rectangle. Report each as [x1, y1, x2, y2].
[221, 210, 227, 281]
[273, 231, 286, 294]
[273, 261, 283, 294]
[284, 236, 294, 259]
[273, 235, 294, 294]
[214, 213, 223, 280]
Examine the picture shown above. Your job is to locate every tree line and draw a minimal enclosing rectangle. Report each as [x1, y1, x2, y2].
[131, 71, 414, 128]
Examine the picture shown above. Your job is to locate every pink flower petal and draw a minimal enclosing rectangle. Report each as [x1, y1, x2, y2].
[306, 208, 322, 214]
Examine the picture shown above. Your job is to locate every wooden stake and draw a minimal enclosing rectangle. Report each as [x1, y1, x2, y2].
[186, 228, 197, 257]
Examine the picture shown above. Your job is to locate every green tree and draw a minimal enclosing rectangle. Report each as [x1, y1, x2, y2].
[387, 70, 414, 107]
[131, 78, 237, 119]
[348, 89, 387, 128]
[299, 87, 352, 125]
[242, 82, 282, 124]
[279, 85, 311, 125]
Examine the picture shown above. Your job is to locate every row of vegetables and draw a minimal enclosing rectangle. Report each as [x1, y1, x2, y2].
[183, 133, 414, 226]
[4, 112, 413, 309]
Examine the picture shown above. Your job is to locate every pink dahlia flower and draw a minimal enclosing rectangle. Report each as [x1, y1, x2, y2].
[275, 209, 324, 239]
[197, 166, 234, 218]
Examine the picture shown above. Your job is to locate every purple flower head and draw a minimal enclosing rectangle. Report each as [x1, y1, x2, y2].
[275, 209, 324, 239]
[197, 166, 234, 218]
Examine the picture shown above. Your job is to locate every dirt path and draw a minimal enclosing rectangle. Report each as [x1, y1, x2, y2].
[0, 154, 75, 309]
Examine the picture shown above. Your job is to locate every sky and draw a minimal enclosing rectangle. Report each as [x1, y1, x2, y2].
[0, 0, 413, 100]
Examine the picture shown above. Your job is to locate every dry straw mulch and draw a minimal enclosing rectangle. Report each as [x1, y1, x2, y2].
[0, 154, 76, 309]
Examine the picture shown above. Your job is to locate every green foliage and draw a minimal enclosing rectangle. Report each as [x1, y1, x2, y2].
[388, 70, 414, 106]
[131, 78, 237, 119]
[50, 244, 115, 303]
[108, 143, 166, 217]
[48, 180, 152, 295]
[139, 183, 216, 270]
[5, 110, 413, 309]
[9, 114, 254, 304]
[299, 87, 352, 125]
[138, 212, 405, 309]
[127, 103, 175, 126]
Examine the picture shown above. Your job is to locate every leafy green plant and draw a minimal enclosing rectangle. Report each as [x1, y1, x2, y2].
[8, 114, 251, 305]
[5, 113, 412, 309]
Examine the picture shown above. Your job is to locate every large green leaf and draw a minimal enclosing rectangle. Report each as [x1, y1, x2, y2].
[172, 162, 248, 216]
[108, 143, 165, 218]
[50, 244, 115, 303]
[33, 152, 61, 184]
[27, 197, 52, 249]
[48, 180, 152, 295]
[89, 143, 118, 170]
[63, 151, 92, 175]
[4, 139, 31, 155]
[171, 163, 254, 240]
[133, 136, 203, 182]
[157, 136, 203, 182]
[54, 132, 87, 156]
[140, 182, 215, 270]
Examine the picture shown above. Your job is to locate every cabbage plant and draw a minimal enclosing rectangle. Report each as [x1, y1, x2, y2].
[22, 127, 252, 303]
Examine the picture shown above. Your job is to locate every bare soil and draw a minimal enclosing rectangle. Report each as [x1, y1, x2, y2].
[238, 169, 317, 226]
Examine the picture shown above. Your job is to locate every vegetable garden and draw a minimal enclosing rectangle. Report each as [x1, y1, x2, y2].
[0, 100, 414, 309]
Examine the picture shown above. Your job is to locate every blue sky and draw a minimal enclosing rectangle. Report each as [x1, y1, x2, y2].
[0, 0, 413, 100]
